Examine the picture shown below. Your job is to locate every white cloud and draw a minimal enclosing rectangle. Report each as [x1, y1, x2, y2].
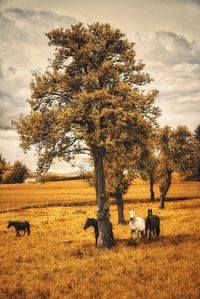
[134, 31, 200, 130]
[150, 31, 200, 65]
[0, 8, 77, 130]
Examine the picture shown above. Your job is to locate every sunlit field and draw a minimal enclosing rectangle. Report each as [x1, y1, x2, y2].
[0, 199, 200, 298]
[0, 174, 200, 212]
[0, 175, 200, 298]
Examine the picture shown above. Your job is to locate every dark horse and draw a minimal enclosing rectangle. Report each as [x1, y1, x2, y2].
[7, 221, 30, 237]
[145, 209, 160, 240]
[83, 218, 114, 247]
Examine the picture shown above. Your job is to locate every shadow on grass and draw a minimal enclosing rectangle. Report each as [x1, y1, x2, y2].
[115, 233, 200, 248]
[170, 201, 200, 210]
[158, 233, 200, 246]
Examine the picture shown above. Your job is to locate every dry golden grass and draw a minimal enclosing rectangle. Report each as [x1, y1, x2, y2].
[0, 199, 200, 298]
[0, 180, 96, 211]
[0, 173, 200, 212]
[0, 174, 200, 298]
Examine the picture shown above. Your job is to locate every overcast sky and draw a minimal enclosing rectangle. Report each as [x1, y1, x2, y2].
[0, 0, 199, 173]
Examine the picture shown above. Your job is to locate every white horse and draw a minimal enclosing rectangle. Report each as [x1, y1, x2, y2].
[129, 208, 146, 242]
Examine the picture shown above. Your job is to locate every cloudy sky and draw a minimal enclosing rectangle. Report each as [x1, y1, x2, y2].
[0, 0, 199, 173]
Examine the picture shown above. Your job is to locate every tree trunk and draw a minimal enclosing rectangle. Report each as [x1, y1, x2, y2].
[149, 174, 155, 202]
[116, 192, 125, 224]
[94, 147, 113, 248]
[160, 172, 172, 209]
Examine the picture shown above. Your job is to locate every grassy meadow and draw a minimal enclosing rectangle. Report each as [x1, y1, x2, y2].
[0, 173, 200, 212]
[0, 176, 200, 298]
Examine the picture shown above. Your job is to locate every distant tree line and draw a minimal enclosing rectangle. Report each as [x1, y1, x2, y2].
[0, 155, 29, 184]
[41, 173, 82, 182]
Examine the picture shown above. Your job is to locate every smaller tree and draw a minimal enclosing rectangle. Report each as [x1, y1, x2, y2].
[12, 161, 29, 183]
[0, 154, 7, 183]
[2, 161, 29, 184]
[157, 126, 196, 209]
[140, 151, 158, 201]
[83, 154, 137, 224]
[83, 145, 141, 224]
[194, 125, 200, 143]
[105, 146, 140, 224]
[190, 125, 200, 181]
[139, 131, 159, 201]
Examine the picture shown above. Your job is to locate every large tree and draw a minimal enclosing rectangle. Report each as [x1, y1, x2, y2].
[15, 23, 159, 248]
[157, 126, 196, 209]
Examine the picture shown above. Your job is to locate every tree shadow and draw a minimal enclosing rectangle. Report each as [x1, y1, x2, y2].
[116, 238, 141, 247]
[171, 201, 200, 210]
[158, 233, 199, 246]
[114, 233, 199, 248]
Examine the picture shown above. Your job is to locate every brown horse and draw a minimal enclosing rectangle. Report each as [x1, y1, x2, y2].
[145, 209, 160, 240]
[83, 218, 114, 247]
[7, 221, 30, 237]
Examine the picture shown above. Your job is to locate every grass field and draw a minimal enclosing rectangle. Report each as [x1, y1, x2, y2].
[0, 200, 200, 298]
[0, 176, 200, 298]
[0, 174, 200, 212]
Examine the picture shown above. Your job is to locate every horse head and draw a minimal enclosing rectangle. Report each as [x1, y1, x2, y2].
[148, 209, 153, 222]
[7, 221, 12, 229]
[83, 218, 90, 230]
[83, 218, 89, 230]
[129, 208, 135, 221]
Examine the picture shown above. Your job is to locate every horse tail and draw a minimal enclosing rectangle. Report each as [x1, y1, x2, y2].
[27, 222, 30, 235]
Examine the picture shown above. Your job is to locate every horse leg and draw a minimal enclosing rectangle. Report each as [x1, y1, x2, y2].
[136, 231, 139, 243]
[156, 226, 160, 237]
[155, 228, 158, 237]
[16, 230, 20, 237]
[149, 229, 152, 240]
[145, 228, 149, 241]
[141, 230, 145, 241]
[24, 229, 26, 235]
